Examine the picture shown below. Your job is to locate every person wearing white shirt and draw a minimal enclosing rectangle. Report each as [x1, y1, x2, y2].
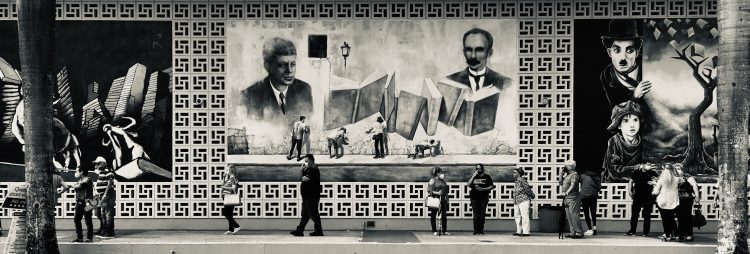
[366, 117, 387, 159]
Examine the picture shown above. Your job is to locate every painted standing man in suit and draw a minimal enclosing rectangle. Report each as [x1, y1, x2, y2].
[241, 37, 313, 128]
[447, 28, 510, 93]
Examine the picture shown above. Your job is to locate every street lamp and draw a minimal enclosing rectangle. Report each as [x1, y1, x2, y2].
[341, 41, 350, 69]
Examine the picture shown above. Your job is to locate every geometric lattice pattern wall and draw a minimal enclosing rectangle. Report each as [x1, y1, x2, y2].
[0, 0, 721, 221]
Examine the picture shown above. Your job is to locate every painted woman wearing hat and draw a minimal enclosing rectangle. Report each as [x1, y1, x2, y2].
[602, 101, 656, 182]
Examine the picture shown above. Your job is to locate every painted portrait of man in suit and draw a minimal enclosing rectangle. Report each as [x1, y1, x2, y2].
[241, 37, 313, 126]
[446, 28, 510, 93]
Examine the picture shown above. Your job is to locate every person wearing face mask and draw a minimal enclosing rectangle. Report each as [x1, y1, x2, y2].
[602, 101, 656, 182]
[60, 168, 94, 243]
[290, 154, 324, 236]
[512, 167, 534, 236]
[560, 160, 584, 239]
[446, 28, 510, 94]
[467, 164, 495, 235]
[427, 166, 450, 236]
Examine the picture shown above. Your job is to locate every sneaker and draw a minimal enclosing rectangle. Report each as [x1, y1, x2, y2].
[231, 227, 242, 234]
[309, 231, 324, 236]
[433, 232, 438, 236]
[624, 232, 635, 236]
[522, 234, 531, 237]
[642, 233, 650, 237]
[684, 236, 694, 242]
[442, 232, 450, 236]
[289, 230, 304, 237]
[223, 230, 233, 235]
[84, 238, 93, 243]
[71, 239, 85, 243]
[286, 155, 293, 160]
[99, 234, 115, 239]
[512, 233, 522, 236]
[584, 230, 594, 236]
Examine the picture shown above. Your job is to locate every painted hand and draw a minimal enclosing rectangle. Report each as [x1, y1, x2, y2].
[634, 80, 652, 99]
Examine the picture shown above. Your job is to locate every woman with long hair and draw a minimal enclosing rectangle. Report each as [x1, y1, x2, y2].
[652, 163, 680, 241]
[674, 163, 699, 241]
[427, 166, 450, 236]
[221, 165, 241, 234]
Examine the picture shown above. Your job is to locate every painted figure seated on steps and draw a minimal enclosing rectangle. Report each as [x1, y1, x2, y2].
[102, 117, 149, 170]
[408, 139, 442, 159]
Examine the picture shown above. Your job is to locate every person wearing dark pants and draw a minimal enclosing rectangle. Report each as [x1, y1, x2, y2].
[579, 170, 601, 236]
[291, 154, 323, 236]
[93, 157, 116, 238]
[221, 165, 241, 234]
[467, 164, 494, 235]
[367, 117, 387, 159]
[675, 164, 699, 242]
[626, 168, 657, 236]
[63, 168, 94, 243]
[653, 163, 681, 241]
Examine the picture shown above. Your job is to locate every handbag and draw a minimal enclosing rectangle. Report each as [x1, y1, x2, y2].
[425, 196, 440, 210]
[223, 193, 241, 206]
[85, 178, 112, 212]
[693, 208, 707, 229]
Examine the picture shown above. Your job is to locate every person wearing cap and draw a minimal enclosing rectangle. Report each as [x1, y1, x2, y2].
[599, 19, 652, 108]
[93, 157, 116, 238]
[603, 101, 656, 183]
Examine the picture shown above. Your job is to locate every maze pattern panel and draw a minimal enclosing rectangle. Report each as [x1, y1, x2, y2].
[0, 0, 723, 220]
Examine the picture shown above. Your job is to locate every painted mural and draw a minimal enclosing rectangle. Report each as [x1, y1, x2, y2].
[226, 20, 518, 162]
[574, 19, 718, 183]
[0, 21, 173, 182]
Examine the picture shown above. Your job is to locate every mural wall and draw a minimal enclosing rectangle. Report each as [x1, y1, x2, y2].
[226, 20, 518, 160]
[0, 1, 723, 221]
[574, 19, 719, 183]
[0, 21, 173, 182]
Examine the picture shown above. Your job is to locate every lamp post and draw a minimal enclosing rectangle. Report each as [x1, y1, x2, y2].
[341, 41, 350, 69]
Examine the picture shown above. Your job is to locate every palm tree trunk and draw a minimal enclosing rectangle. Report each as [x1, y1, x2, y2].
[717, 0, 750, 253]
[17, 0, 59, 253]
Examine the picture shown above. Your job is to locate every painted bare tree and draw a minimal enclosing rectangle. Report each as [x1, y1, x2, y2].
[17, 0, 60, 253]
[669, 42, 719, 175]
[716, 0, 750, 253]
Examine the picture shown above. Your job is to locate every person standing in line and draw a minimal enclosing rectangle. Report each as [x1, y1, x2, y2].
[674, 163, 699, 242]
[93, 157, 116, 238]
[427, 166, 450, 236]
[467, 164, 495, 235]
[290, 154, 324, 236]
[512, 167, 534, 236]
[366, 117, 387, 159]
[61, 167, 94, 243]
[560, 160, 584, 239]
[222, 165, 241, 235]
[652, 163, 680, 241]
[626, 164, 658, 236]
[579, 169, 601, 236]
